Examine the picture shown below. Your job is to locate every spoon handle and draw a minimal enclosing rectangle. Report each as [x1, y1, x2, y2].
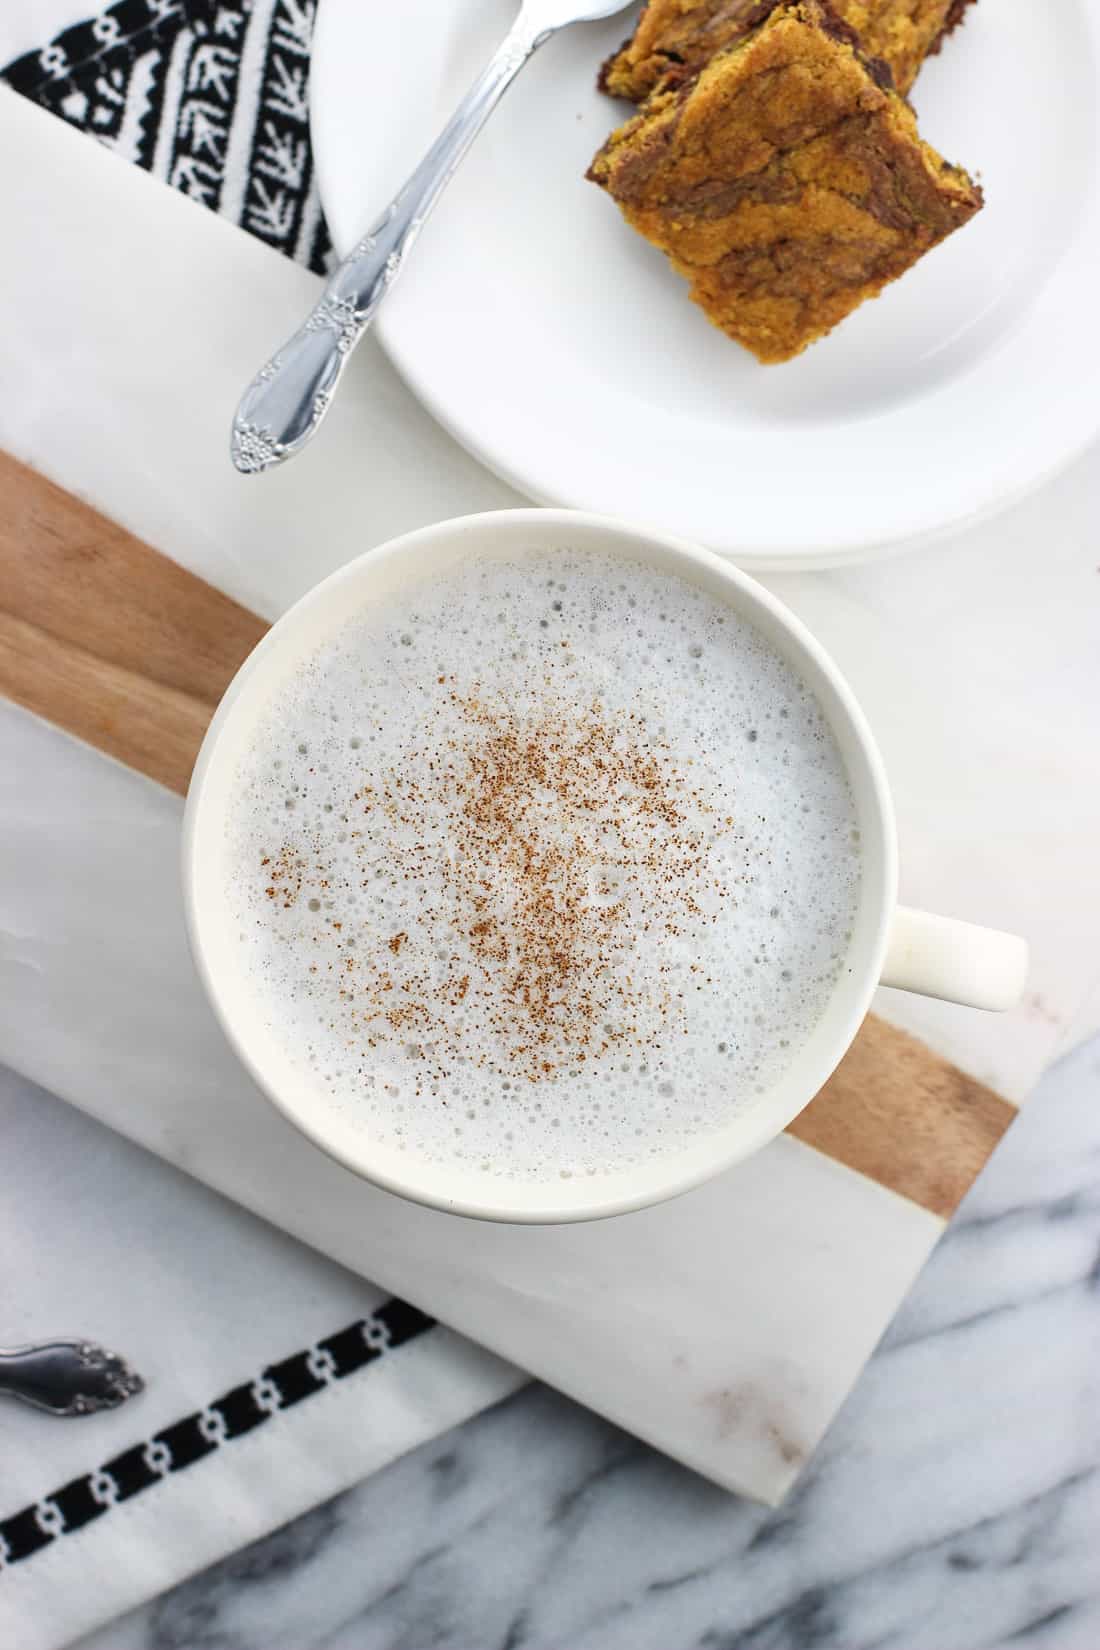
[231, 11, 549, 474]
[0, 1341, 144, 1417]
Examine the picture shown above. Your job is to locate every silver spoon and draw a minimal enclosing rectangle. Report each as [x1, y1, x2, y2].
[231, 0, 632, 474]
[0, 1340, 144, 1417]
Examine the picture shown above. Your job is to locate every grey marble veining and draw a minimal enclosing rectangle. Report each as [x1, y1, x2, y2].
[77, 1036, 1100, 1650]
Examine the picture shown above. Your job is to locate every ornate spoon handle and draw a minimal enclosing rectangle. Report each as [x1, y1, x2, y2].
[231, 12, 548, 474]
[0, 1340, 144, 1416]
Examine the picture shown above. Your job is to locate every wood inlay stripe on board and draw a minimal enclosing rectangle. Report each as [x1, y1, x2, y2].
[789, 1017, 1017, 1219]
[0, 451, 267, 794]
[0, 451, 1018, 1216]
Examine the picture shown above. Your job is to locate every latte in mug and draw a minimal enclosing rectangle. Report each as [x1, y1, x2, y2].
[222, 548, 861, 1183]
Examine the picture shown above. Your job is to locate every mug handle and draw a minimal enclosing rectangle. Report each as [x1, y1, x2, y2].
[881, 906, 1028, 1012]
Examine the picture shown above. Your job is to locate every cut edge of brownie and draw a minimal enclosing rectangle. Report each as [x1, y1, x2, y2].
[798, 0, 894, 88]
[927, 0, 976, 59]
[596, 34, 634, 96]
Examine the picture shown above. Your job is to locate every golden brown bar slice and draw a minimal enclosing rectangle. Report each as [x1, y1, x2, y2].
[601, 0, 974, 100]
[588, 0, 982, 363]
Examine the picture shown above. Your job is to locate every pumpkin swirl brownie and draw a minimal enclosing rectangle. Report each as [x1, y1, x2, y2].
[600, 0, 974, 102]
[588, 0, 982, 363]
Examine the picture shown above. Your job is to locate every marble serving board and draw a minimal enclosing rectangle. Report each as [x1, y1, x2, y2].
[2, 89, 1099, 1504]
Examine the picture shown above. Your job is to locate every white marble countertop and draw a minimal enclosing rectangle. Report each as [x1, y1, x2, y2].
[68, 1026, 1099, 1650]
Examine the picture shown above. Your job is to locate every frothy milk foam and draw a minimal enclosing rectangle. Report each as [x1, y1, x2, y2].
[223, 550, 862, 1182]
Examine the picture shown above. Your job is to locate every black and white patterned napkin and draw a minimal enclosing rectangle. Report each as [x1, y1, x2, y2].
[0, 1062, 518, 1650]
[2, 0, 334, 272]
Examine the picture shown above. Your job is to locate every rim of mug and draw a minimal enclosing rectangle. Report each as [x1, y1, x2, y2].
[182, 509, 898, 1223]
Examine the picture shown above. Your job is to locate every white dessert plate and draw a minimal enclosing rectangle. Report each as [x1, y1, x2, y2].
[311, 0, 1100, 568]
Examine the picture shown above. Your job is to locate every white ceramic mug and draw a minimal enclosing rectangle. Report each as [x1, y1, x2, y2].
[183, 511, 1027, 1223]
